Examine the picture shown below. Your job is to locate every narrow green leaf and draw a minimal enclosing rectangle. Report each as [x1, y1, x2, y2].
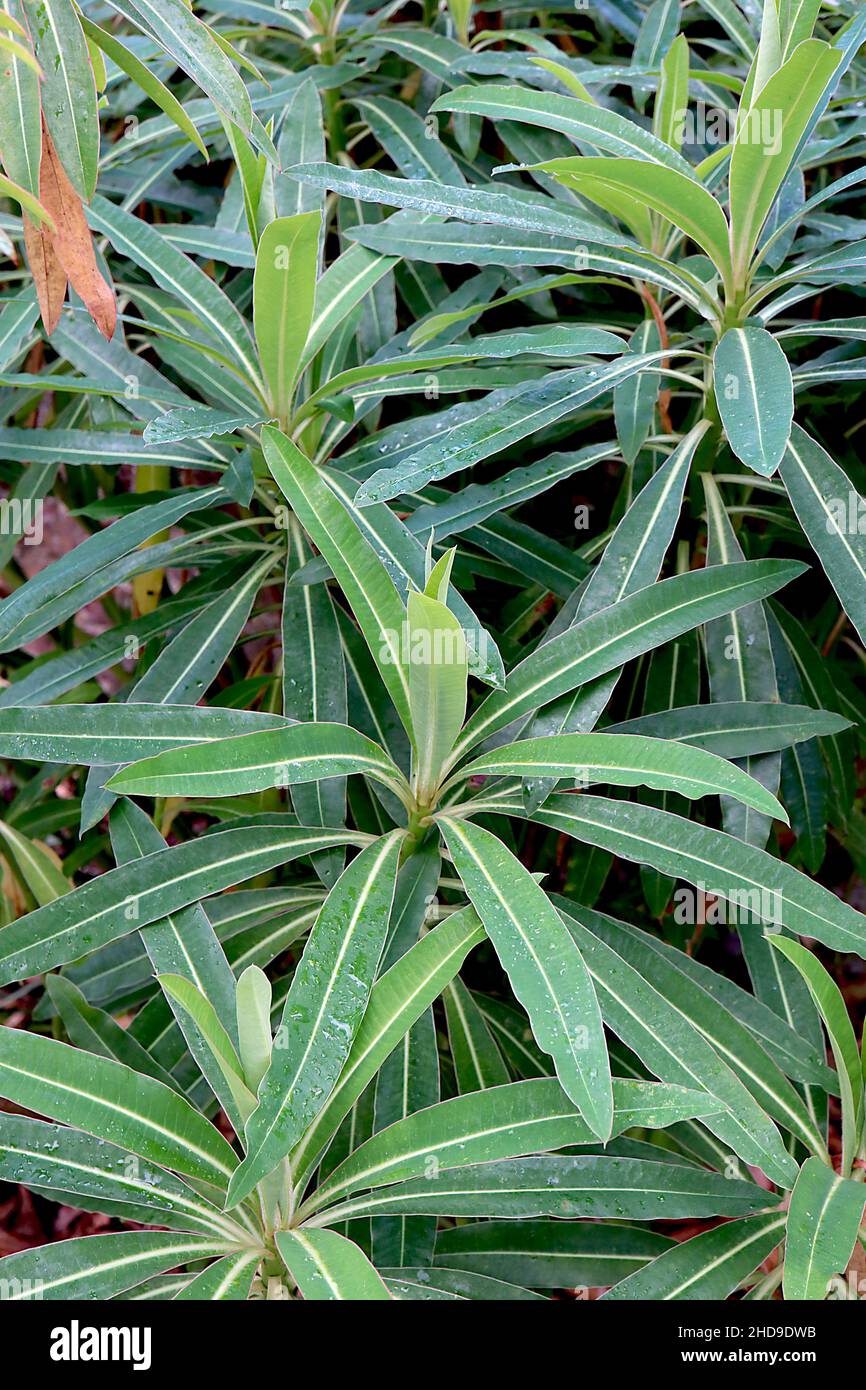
[107, 721, 407, 801]
[262, 426, 414, 741]
[434, 1220, 673, 1289]
[451, 560, 806, 761]
[455, 732, 786, 819]
[438, 815, 612, 1141]
[254, 213, 320, 425]
[780, 424, 866, 648]
[0, 824, 369, 984]
[79, 17, 208, 160]
[24, 0, 98, 200]
[768, 936, 862, 1175]
[307, 1077, 721, 1215]
[108, 0, 253, 133]
[714, 328, 793, 476]
[431, 84, 696, 173]
[173, 1250, 262, 1301]
[0, 1115, 239, 1238]
[275, 1229, 391, 1300]
[0, 1027, 238, 1185]
[601, 1212, 786, 1300]
[785, 1158, 866, 1301]
[227, 832, 402, 1208]
[312, 1154, 775, 1225]
[728, 40, 841, 287]
[288, 908, 485, 1191]
[0, 704, 289, 766]
[0, 1231, 234, 1301]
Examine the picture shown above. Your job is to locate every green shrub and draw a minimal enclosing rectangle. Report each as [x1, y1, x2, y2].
[0, 0, 864, 1303]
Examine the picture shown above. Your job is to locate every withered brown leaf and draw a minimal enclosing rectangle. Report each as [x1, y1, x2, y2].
[23, 212, 67, 336]
[36, 123, 116, 341]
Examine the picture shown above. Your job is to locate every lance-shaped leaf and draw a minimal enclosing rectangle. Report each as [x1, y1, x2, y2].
[728, 39, 841, 287]
[289, 907, 485, 1192]
[654, 31, 689, 148]
[613, 319, 660, 465]
[226, 832, 402, 1209]
[445, 977, 509, 1094]
[0, 819, 69, 905]
[383, 1269, 540, 1301]
[408, 556, 468, 803]
[276, 80, 325, 218]
[574, 907, 828, 1159]
[555, 899, 800, 1188]
[87, 196, 262, 391]
[0, 824, 369, 984]
[780, 424, 866, 648]
[253, 213, 320, 425]
[356, 92, 464, 183]
[588, 909, 835, 1090]
[452, 732, 786, 819]
[109, 798, 240, 1066]
[529, 794, 866, 957]
[431, 85, 695, 173]
[157, 973, 255, 1124]
[283, 520, 349, 889]
[23, 0, 98, 201]
[0, 704, 289, 766]
[301, 242, 398, 372]
[606, 701, 850, 757]
[82, 552, 274, 831]
[783, 1157, 866, 1301]
[521, 423, 707, 812]
[703, 472, 780, 850]
[434, 1220, 674, 1289]
[769, 936, 863, 1176]
[438, 815, 612, 1141]
[310, 1154, 775, 1225]
[306, 1078, 721, 1215]
[236, 966, 273, 1094]
[79, 16, 207, 159]
[309, 466, 503, 688]
[601, 1212, 786, 1300]
[45, 974, 180, 1092]
[302, 324, 628, 413]
[141, 405, 273, 446]
[0, 1115, 240, 1239]
[0, 0, 41, 202]
[0, 1231, 237, 1301]
[540, 156, 733, 290]
[107, 0, 253, 133]
[0, 1027, 237, 1185]
[107, 721, 408, 802]
[713, 327, 793, 476]
[354, 353, 676, 508]
[370, 998, 439, 1267]
[0, 483, 225, 654]
[450, 559, 806, 763]
[275, 1229, 391, 1300]
[173, 1250, 262, 1301]
[345, 220, 716, 316]
[407, 441, 617, 544]
[262, 426, 414, 742]
[285, 164, 628, 246]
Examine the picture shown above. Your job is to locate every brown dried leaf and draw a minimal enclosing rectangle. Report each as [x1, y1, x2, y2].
[38, 123, 116, 341]
[22, 213, 67, 335]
